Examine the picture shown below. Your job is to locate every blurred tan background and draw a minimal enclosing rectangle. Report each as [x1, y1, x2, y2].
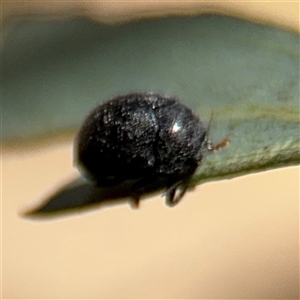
[2, 1, 299, 299]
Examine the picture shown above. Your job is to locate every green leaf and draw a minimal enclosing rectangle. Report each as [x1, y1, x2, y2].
[3, 15, 299, 216]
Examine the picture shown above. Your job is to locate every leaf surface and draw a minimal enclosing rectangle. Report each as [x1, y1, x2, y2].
[3, 15, 299, 216]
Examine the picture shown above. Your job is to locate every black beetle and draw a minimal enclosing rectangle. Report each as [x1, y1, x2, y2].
[75, 93, 214, 207]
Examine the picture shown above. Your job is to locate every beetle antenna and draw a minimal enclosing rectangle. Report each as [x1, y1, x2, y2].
[206, 111, 230, 152]
[205, 111, 214, 151]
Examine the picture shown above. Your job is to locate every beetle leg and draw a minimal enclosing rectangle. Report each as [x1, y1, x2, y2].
[165, 182, 188, 207]
[130, 176, 158, 209]
[130, 195, 140, 209]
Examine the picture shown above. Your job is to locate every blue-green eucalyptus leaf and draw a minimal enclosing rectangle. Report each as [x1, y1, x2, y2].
[3, 15, 299, 216]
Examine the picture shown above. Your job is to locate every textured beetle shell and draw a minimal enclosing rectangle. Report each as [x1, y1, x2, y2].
[76, 93, 208, 196]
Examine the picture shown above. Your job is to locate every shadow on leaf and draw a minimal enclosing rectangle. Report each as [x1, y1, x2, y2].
[22, 177, 161, 219]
